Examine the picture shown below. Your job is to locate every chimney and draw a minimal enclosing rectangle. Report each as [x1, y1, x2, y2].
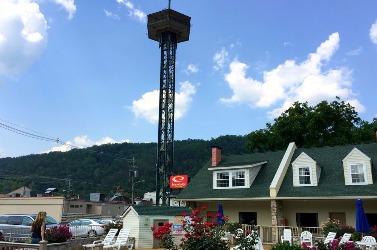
[212, 146, 222, 167]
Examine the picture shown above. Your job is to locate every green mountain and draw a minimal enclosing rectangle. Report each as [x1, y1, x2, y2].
[0, 135, 248, 200]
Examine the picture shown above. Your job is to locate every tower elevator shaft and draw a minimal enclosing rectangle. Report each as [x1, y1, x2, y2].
[156, 32, 177, 206]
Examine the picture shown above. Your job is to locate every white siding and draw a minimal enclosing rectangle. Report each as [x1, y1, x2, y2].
[123, 209, 140, 248]
[292, 152, 319, 186]
[343, 147, 372, 185]
[123, 211, 186, 249]
[137, 215, 157, 249]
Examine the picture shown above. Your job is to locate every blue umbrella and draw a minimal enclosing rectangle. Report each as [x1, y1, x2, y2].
[356, 199, 370, 233]
[217, 203, 225, 226]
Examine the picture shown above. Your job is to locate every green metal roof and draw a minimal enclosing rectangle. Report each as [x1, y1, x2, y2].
[177, 143, 377, 200]
[131, 205, 191, 216]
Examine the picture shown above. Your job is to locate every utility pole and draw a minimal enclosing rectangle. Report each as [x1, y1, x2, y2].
[129, 157, 138, 205]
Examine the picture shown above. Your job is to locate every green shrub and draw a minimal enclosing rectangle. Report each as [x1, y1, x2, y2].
[105, 222, 123, 235]
[321, 218, 341, 236]
[225, 222, 242, 235]
[271, 242, 303, 250]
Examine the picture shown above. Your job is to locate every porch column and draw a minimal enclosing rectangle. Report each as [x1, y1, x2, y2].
[271, 199, 285, 243]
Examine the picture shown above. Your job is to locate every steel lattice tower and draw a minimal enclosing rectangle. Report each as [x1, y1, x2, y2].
[147, 4, 191, 206]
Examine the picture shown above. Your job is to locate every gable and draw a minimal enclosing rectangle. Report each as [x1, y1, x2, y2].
[292, 152, 321, 186]
[209, 162, 265, 189]
[342, 147, 373, 185]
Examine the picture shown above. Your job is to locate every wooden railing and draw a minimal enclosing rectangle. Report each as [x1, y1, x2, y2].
[241, 225, 323, 244]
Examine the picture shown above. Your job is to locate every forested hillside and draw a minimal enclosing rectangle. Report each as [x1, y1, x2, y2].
[0, 135, 248, 200]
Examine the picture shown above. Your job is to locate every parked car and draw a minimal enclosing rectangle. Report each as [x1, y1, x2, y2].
[0, 214, 60, 229]
[68, 219, 105, 237]
[0, 214, 60, 242]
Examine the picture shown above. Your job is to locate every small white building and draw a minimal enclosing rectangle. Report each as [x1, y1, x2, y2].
[121, 205, 191, 249]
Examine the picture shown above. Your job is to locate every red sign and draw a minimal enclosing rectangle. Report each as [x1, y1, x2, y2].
[170, 175, 189, 189]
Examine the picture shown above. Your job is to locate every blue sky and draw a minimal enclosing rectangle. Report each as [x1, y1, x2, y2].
[0, 0, 376, 158]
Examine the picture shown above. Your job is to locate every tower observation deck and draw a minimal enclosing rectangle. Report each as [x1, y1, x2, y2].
[147, 6, 191, 206]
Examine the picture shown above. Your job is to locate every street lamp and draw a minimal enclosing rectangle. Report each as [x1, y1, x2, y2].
[131, 180, 145, 205]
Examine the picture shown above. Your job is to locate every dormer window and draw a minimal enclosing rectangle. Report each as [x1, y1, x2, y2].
[343, 148, 372, 186]
[292, 152, 320, 187]
[349, 163, 366, 184]
[209, 161, 266, 190]
[298, 167, 311, 185]
[215, 170, 247, 188]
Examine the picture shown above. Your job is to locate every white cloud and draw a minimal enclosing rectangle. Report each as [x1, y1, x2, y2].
[104, 9, 120, 20]
[370, 20, 377, 44]
[51, 0, 76, 19]
[131, 81, 197, 123]
[45, 135, 129, 153]
[185, 64, 199, 74]
[116, 0, 146, 23]
[220, 32, 364, 118]
[0, 0, 48, 77]
[213, 47, 229, 71]
[346, 47, 362, 56]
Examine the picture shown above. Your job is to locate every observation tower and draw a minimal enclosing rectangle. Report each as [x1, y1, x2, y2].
[147, 2, 191, 206]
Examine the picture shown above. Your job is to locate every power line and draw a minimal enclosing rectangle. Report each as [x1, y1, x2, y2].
[0, 118, 156, 169]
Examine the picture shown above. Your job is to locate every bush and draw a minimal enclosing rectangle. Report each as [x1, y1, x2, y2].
[337, 226, 355, 238]
[45, 225, 72, 243]
[105, 222, 123, 235]
[271, 242, 302, 250]
[321, 218, 342, 236]
[151, 206, 229, 250]
[225, 222, 242, 235]
[351, 232, 362, 241]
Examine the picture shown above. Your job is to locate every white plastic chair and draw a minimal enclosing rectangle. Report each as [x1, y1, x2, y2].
[104, 228, 133, 250]
[83, 228, 118, 249]
[281, 229, 292, 245]
[300, 231, 313, 247]
[339, 233, 352, 244]
[324, 232, 337, 244]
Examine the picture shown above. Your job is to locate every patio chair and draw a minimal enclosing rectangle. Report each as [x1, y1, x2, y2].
[300, 231, 313, 248]
[281, 229, 292, 245]
[324, 232, 337, 244]
[83, 228, 118, 249]
[339, 233, 352, 244]
[103, 228, 133, 250]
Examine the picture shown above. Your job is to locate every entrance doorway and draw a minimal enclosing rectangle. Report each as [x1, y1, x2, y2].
[152, 219, 168, 248]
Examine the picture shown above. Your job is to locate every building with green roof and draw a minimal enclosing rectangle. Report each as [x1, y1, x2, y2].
[177, 142, 377, 242]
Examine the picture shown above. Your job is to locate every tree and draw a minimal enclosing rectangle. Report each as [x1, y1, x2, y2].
[247, 98, 377, 152]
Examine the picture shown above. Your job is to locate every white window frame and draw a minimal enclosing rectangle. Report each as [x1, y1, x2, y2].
[349, 163, 367, 185]
[298, 166, 312, 186]
[213, 169, 249, 189]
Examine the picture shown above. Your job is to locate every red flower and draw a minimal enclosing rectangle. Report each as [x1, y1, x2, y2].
[201, 205, 207, 210]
